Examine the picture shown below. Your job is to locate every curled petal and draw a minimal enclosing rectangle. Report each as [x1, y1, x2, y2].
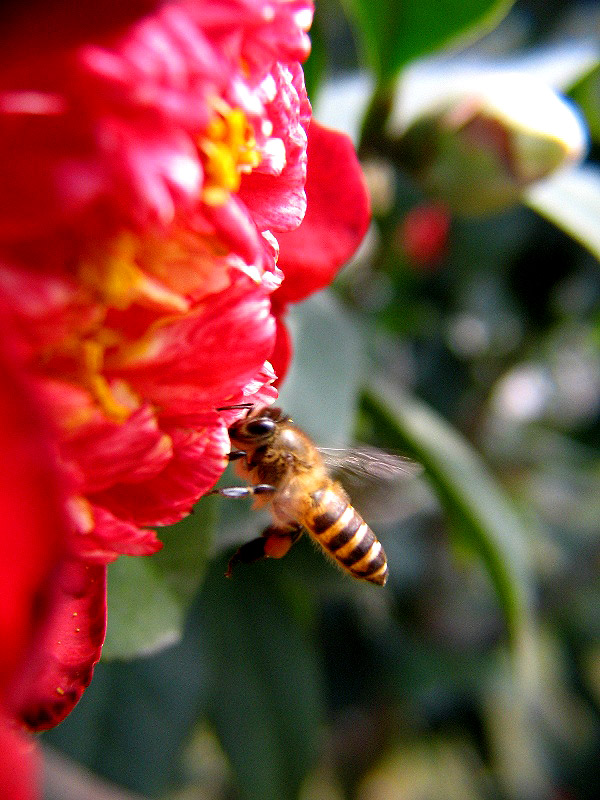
[188, 0, 313, 72]
[200, 195, 278, 273]
[236, 360, 279, 406]
[89, 418, 230, 526]
[70, 505, 162, 564]
[107, 279, 277, 414]
[0, 323, 67, 693]
[239, 62, 310, 232]
[61, 402, 173, 494]
[11, 560, 106, 732]
[78, 122, 204, 230]
[274, 121, 371, 306]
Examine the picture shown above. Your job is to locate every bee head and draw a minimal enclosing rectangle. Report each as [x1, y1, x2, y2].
[228, 406, 287, 445]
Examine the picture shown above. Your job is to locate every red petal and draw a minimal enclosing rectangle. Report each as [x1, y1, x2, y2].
[0, 719, 40, 800]
[274, 121, 370, 306]
[11, 559, 106, 732]
[239, 62, 310, 232]
[61, 403, 173, 494]
[107, 278, 276, 415]
[0, 322, 67, 693]
[89, 418, 230, 526]
[70, 505, 162, 564]
[0, 1, 161, 63]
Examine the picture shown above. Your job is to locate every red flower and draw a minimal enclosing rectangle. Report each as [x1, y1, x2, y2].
[0, 320, 69, 800]
[271, 122, 371, 376]
[0, 0, 370, 766]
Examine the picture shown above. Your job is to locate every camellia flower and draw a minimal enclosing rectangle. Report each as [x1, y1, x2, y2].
[0, 318, 70, 800]
[0, 1, 370, 782]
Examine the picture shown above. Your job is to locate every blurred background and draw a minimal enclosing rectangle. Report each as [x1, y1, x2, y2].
[43, 1, 600, 798]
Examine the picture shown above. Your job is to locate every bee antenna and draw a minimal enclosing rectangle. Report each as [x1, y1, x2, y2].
[216, 403, 254, 411]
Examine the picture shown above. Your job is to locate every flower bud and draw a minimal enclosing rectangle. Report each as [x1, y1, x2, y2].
[397, 203, 450, 268]
[392, 72, 588, 214]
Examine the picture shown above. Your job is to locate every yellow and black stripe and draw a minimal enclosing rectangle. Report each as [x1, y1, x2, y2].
[307, 488, 388, 585]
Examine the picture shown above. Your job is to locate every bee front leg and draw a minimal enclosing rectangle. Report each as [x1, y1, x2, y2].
[209, 484, 276, 499]
[226, 522, 303, 578]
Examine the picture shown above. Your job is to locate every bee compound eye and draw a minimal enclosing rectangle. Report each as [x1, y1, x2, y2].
[245, 418, 276, 437]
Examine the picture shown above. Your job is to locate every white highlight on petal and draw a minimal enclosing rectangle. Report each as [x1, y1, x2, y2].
[294, 8, 314, 31]
[169, 153, 202, 193]
[260, 137, 286, 174]
[259, 73, 278, 104]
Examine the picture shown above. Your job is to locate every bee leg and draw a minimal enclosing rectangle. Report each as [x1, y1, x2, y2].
[227, 450, 246, 462]
[262, 522, 303, 559]
[209, 484, 275, 499]
[226, 522, 303, 577]
[225, 537, 269, 577]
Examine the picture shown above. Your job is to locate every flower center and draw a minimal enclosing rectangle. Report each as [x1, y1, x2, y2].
[199, 106, 261, 205]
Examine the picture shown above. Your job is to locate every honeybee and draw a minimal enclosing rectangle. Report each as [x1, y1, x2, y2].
[211, 405, 420, 586]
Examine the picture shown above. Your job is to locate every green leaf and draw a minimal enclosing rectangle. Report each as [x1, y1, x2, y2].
[304, 8, 327, 102]
[340, 0, 514, 84]
[525, 165, 600, 263]
[104, 557, 183, 660]
[569, 62, 600, 143]
[197, 555, 322, 800]
[44, 628, 208, 795]
[278, 291, 365, 446]
[361, 381, 533, 655]
[104, 498, 218, 659]
[151, 495, 218, 604]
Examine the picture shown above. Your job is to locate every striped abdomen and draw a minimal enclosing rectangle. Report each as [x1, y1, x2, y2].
[305, 487, 388, 586]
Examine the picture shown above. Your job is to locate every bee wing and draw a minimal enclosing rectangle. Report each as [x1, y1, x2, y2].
[318, 446, 423, 524]
[319, 446, 422, 485]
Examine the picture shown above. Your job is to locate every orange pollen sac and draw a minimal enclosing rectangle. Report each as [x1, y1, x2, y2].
[200, 107, 261, 205]
[263, 533, 294, 560]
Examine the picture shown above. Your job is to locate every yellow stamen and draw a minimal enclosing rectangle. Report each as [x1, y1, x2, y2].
[79, 233, 144, 310]
[81, 339, 131, 422]
[200, 106, 261, 205]
[79, 232, 191, 313]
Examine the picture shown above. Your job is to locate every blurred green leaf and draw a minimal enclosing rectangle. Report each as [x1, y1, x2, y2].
[340, 0, 513, 84]
[104, 556, 182, 660]
[197, 554, 322, 800]
[570, 63, 600, 143]
[358, 739, 485, 800]
[44, 629, 207, 795]
[361, 381, 533, 653]
[104, 499, 217, 659]
[152, 496, 218, 603]
[279, 291, 365, 446]
[305, 9, 327, 102]
[525, 165, 600, 263]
